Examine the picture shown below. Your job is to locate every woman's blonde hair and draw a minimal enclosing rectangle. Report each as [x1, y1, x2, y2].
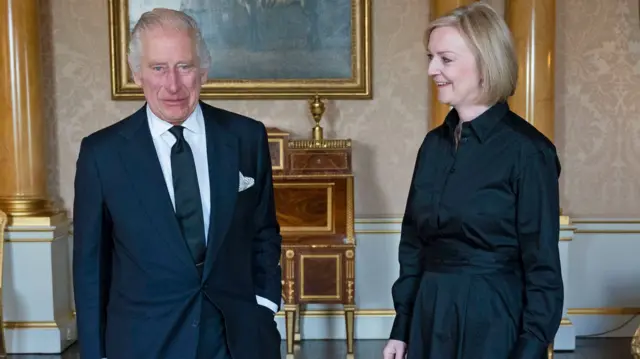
[425, 2, 518, 105]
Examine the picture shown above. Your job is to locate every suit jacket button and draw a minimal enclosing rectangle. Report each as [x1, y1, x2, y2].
[192, 319, 199, 327]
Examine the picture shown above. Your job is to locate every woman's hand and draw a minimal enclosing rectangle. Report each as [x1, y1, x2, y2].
[382, 339, 407, 359]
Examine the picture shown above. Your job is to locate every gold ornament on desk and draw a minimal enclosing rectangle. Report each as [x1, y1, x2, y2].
[309, 94, 326, 142]
[290, 94, 351, 150]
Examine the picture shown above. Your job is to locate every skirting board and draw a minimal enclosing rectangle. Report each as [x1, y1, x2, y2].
[3, 324, 77, 354]
[570, 314, 640, 338]
[273, 312, 636, 341]
[274, 311, 396, 340]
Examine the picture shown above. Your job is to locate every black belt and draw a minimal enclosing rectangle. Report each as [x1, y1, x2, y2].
[423, 251, 520, 275]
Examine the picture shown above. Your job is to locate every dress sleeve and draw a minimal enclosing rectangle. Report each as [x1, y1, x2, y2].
[389, 141, 427, 343]
[509, 147, 564, 359]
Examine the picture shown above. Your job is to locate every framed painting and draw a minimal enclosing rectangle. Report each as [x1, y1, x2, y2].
[108, 0, 372, 100]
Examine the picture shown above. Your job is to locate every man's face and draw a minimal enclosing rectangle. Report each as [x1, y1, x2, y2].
[133, 26, 207, 124]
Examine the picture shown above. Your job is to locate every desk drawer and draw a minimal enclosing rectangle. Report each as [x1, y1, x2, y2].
[281, 246, 356, 304]
[289, 151, 349, 173]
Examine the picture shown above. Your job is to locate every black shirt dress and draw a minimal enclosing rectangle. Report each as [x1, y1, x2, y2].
[389, 102, 564, 359]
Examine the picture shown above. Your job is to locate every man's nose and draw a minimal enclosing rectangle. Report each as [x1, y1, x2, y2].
[165, 69, 180, 93]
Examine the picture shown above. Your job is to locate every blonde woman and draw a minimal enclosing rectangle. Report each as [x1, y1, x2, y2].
[383, 3, 563, 359]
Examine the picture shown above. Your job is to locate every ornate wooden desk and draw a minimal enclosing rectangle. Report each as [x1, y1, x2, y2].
[267, 127, 356, 356]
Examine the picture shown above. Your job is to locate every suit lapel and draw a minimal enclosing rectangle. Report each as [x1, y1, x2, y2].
[117, 106, 199, 274]
[202, 104, 239, 282]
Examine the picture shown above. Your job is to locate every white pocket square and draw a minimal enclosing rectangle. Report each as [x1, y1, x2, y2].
[238, 172, 255, 192]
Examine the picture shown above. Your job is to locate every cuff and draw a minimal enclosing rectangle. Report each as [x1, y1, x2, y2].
[389, 313, 411, 343]
[256, 295, 278, 313]
[508, 335, 547, 359]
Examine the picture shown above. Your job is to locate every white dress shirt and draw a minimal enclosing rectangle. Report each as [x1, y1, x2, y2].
[146, 104, 278, 314]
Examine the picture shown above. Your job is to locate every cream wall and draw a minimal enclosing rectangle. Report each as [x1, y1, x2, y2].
[40, 0, 640, 219]
[556, 0, 640, 217]
[41, 0, 640, 219]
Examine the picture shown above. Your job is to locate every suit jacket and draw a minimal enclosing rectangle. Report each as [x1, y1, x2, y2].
[72, 102, 282, 359]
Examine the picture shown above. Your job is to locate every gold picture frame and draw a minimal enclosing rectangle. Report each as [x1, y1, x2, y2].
[108, 0, 372, 100]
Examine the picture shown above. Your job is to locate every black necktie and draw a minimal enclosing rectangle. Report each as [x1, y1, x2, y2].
[168, 126, 207, 267]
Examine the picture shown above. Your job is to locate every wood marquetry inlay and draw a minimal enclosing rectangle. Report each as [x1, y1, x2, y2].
[274, 182, 333, 233]
[299, 254, 341, 301]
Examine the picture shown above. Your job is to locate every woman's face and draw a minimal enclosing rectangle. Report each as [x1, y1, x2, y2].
[427, 26, 482, 108]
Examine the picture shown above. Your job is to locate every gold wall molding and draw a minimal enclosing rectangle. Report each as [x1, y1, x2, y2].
[572, 219, 640, 234]
[355, 231, 575, 239]
[62, 218, 640, 236]
[572, 219, 640, 224]
[3, 321, 57, 329]
[63, 217, 640, 226]
[354, 218, 640, 225]
[275, 307, 640, 317]
[567, 308, 640, 315]
[575, 229, 640, 234]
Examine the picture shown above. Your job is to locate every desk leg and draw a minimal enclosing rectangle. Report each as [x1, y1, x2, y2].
[344, 304, 355, 355]
[294, 304, 302, 342]
[548, 342, 554, 359]
[0, 288, 6, 357]
[284, 304, 297, 355]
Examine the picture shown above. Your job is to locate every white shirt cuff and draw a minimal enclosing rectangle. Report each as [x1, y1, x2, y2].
[256, 295, 278, 313]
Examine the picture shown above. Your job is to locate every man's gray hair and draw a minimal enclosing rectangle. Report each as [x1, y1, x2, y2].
[127, 8, 211, 74]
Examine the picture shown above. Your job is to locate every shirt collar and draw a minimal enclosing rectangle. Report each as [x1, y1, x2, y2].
[444, 101, 509, 143]
[146, 103, 204, 139]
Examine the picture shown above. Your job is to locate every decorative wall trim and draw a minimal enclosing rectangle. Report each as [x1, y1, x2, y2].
[568, 308, 640, 315]
[341, 217, 640, 342]
[354, 217, 640, 235]
[276, 307, 640, 317]
[47, 217, 640, 342]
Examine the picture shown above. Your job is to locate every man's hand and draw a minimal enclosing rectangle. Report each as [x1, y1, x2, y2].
[382, 339, 407, 359]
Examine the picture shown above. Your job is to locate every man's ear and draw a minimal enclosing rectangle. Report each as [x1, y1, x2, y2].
[200, 68, 208, 83]
[132, 71, 142, 86]
[128, 57, 142, 86]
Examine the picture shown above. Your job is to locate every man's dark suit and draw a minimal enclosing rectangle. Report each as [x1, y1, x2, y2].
[72, 102, 282, 359]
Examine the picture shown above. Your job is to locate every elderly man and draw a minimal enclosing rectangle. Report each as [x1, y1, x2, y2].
[72, 8, 282, 359]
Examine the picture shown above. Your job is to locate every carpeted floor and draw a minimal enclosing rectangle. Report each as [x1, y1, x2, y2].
[4, 337, 634, 358]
